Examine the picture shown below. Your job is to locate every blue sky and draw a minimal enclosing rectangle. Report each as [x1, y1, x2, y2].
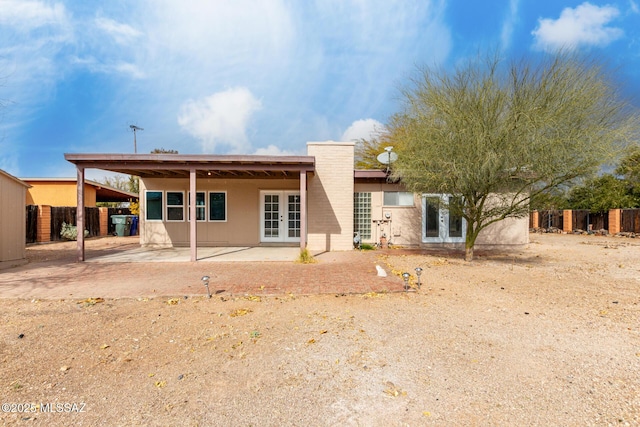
[1, 0, 639, 180]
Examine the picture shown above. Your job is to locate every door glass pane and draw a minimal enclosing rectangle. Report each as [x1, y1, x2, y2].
[448, 196, 463, 238]
[264, 194, 279, 238]
[425, 197, 440, 238]
[287, 194, 300, 238]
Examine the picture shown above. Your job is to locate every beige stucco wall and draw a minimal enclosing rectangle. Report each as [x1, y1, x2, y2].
[139, 177, 300, 247]
[355, 182, 529, 248]
[0, 172, 28, 268]
[354, 182, 423, 246]
[474, 216, 529, 247]
[306, 141, 355, 252]
[25, 182, 97, 207]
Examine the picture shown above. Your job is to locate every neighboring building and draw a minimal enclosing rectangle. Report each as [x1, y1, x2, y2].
[64, 141, 529, 262]
[0, 169, 30, 269]
[21, 178, 137, 207]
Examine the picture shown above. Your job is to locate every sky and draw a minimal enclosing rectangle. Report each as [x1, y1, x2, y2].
[1, 0, 639, 180]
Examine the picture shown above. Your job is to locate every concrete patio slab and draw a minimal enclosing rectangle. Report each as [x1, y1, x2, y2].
[86, 246, 302, 263]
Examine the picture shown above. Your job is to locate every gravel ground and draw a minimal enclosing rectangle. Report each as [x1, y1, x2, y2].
[0, 233, 639, 426]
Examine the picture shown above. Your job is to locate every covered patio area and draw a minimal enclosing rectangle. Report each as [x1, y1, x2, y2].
[64, 153, 315, 263]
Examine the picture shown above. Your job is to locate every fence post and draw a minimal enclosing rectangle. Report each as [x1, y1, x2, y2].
[37, 205, 51, 243]
[99, 207, 109, 236]
[562, 210, 572, 233]
[531, 210, 539, 229]
[608, 209, 621, 234]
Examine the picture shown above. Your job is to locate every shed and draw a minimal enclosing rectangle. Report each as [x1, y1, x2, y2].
[0, 169, 31, 269]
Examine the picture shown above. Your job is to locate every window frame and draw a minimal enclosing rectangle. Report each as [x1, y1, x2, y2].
[188, 191, 207, 222]
[145, 190, 163, 221]
[166, 191, 185, 222]
[208, 191, 227, 222]
[383, 191, 414, 207]
[353, 192, 372, 240]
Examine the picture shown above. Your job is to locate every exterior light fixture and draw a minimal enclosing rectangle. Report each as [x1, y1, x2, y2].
[415, 267, 423, 288]
[402, 272, 410, 292]
[202, 275, 211, 298]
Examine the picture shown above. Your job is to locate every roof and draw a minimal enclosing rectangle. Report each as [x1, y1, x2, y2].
[64, 153, 316, 179]
[21, 177, 138, 202]
[0, 169, 31, 188]
[354, 169, 402, 183]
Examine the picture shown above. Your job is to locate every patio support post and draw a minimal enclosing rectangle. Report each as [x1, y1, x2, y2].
[76, 165, 85, 262]
[299, 170, 307, 251]
[189, 167, 197, 262]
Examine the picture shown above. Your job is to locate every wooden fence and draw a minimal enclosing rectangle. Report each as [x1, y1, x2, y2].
[531, 209, 639, 233]
[621, 209, 640, 233]
[50, 207, 101, 241]
[533, 210, 564, 230]
[25, 205, 38, 244]
[25, 205, 135, 243]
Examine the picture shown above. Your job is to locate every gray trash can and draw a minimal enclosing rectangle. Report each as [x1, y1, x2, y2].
[112, 215, 129, 236]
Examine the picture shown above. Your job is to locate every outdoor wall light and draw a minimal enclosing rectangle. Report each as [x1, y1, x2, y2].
[402, 272, 410, 292]
[415, 267, 423, 288]
[202, 275, 211, 298]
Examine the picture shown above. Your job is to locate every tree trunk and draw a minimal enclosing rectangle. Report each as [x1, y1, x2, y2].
[465, 224, 479, 261]
[465, 245, 474, 261]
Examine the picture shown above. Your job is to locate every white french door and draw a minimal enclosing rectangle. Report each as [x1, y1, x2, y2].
[260, 191, 301, 243]
[422, 194, 466, 243]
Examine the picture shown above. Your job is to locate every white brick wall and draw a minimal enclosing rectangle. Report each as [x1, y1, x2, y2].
[306, 141, 355, 251]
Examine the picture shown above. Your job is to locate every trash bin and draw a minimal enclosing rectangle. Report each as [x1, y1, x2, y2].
[130, 215, 139, 236]
[111, 215, 129, 237]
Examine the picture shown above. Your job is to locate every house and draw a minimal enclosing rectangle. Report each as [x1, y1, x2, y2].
[21, 177, 138, 207]
[0, 169, 31, 269]
[64, 141, 528, 261]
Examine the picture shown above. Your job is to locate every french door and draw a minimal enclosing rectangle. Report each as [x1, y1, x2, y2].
[422, 194, 466, 243]
[260, 191, 301, 243]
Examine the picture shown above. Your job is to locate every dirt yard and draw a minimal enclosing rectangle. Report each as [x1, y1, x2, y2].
[1, 233, 639, 426]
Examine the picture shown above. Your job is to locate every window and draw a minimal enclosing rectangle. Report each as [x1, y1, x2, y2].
[188, 192, 206, 221]
[209, 192, 226, 221]
[287, 194, 300, 238]
[353, 192, 372, 239]
[145, 191, 163, 221]
[383, 191, 414, 206]
[166, 191, 184, 221]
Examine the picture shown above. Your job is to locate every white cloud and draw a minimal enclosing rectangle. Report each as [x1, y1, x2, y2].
[142, 0, 294, 81]
[252, 145, 300, 156]
[70, 56, 145, 79]
[341, 119, 386, 142]
[0, 0, 68, 32]
[630, 0, 639, 14]
[95, 17, 142, 45]
[532, 2, 623, 51]
[177, 87, 262, 153]
[501, 0, 520, 50]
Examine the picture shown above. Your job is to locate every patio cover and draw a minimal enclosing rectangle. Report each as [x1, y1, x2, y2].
[64, 153, 315, 262]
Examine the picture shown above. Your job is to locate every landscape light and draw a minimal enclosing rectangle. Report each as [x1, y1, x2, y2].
[415, 267, 423, 288]
[202, 275, 211, 298]
[402, 272, 410, 292]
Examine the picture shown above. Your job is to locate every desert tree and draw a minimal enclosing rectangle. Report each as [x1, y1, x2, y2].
[567, 174, 637, 213]
[387, 51, 640, 260]
[615, 146, 640, 204]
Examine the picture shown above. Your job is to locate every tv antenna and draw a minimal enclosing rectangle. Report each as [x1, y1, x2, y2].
[376, 146, 398, 173]
[129, 125, 144, 153]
